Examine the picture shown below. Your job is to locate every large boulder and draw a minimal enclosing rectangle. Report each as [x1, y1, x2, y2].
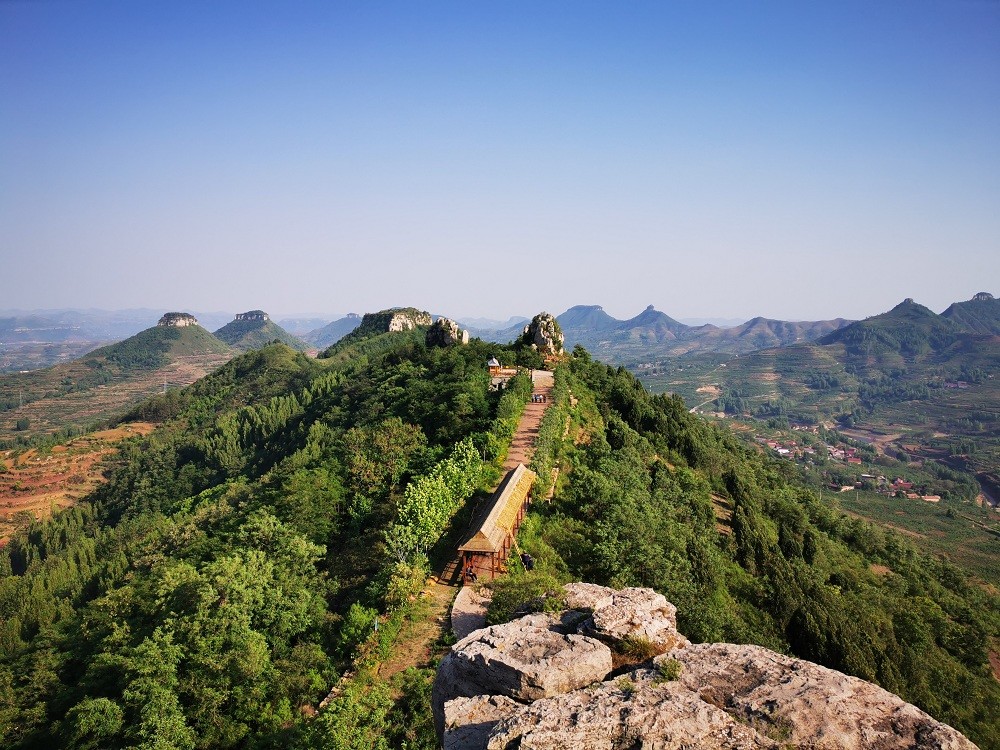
[432, 619, 613, 738]
[562, 582, 690, 651]
[521, 312, 564, 356]
[669, 643, 977, 750]
[427, 317, 470, 347]
[485, 674, 774, 750]
[436, 584, 978, 750]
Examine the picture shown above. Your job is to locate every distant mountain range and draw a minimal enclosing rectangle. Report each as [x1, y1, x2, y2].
[465, 304, 852, 362]
[648, 292, 1000, 491]
[302, 314, 363, 348]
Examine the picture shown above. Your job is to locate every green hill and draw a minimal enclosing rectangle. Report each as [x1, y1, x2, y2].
[0, 320, 234, 440]
[941, 292, 1000, 335]
[88, 320, 232, 367]
[0, 329, 997, 748]
[557, 304, 622, 333]
[818, 298, 960, 357]
[304, 313, 363, 348]
[214, 311, 309, 352]
[319, 307, 433, 356]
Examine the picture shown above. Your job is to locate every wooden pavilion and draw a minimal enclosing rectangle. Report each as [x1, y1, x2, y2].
[458, 463, 537, 582]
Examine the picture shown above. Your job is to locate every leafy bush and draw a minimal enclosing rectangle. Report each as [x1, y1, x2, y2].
[484, 571, 566, 625]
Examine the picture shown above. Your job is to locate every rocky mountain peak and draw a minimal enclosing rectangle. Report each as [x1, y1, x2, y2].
[434, 583, 976, 749]
[361, 307, 433, 333]
[234, 310, 268, 322]
[521, 312, 564, 356]
[427, 317, 470, 347]
[972, 292, 994, 302]
[156, 312, 198, 327]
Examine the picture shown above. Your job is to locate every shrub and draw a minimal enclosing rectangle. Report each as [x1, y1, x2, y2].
[655, 658, 682, 682]
[484, 571, 566, 625]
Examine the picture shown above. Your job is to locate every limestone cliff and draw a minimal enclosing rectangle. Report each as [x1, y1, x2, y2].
[358, 307, 433, 336]
[434, 583, 976, 750]
[157, 312, 199, 327]
[521, 312, 564, 356]
[427, 317, 470, 347]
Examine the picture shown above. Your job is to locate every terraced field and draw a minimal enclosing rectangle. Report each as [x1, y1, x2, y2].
[0, 422, 155, 544]
[0, 353, 233, 441]
[838, 490, 1000, 588]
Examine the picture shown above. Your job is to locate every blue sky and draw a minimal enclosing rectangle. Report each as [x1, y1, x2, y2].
[2, 1, 997, 322]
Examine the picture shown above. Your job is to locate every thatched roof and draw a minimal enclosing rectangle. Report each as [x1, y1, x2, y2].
[459, 464, 536, 554]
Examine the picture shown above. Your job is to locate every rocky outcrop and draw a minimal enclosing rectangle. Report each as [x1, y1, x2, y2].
[357, 308, 433, 336]
[435, 583, 977, 750]
[521, 312, 564, 356]
[157, 312, 198, 327]
[427, 317, 470, 347]
[234, 310, 268, 322]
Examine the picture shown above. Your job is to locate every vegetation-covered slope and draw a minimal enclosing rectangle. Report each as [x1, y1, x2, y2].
[0, 326, 234, 442]
[0, 330, 533, 749]
[1, 335, 997, 748]
[511, 351, 1000, 746]
[818, 298, 960, 357]
[942, 292, 1000, 335]
[214, 315, 309, 352]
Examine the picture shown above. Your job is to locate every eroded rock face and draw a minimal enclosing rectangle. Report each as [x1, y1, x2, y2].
[157, 312, 198, 327]
[432, 620, 613, 738]
[522, 312, 564, 356]
[356, 307, 433, 336]
[486, 675, 775, 750]
[427, 317, 470, 347]
[235, 310, 268, 322]
[669, 643, 976, 750]
[436, 584, 978, 750]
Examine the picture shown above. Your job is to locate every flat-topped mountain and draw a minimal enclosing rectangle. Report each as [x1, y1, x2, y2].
[0, 319, 233, 439]
[214, 310, 308, 352]
[941, 292, 1000, 335]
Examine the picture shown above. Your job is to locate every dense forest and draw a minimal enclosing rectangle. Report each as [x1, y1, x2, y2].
[1, 332, 998, 749]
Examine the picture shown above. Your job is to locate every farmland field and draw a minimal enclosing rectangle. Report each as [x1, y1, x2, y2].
[837, 490, 1000, 588]
[0, 422, 155, 544]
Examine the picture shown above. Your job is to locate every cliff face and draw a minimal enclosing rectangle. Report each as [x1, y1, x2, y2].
[434, 583, 977, 750]
[427, 317, 470, 347]
[358, 307, 433, 335]
[521, 312, 564, 356]
[157, 312, 198, 327]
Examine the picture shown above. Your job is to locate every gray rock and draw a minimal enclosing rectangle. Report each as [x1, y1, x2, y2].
[437, 584, 979, 749]
[443, 695, 521, 750]
[157, 312, 198, 327]
[521, 312, 564, 356]
[563, 582, 690, 651]
[486, 673, 776, 750]
[432, 619, 613, 737]
[668, 643, 978, 750]
[427, 317, 470, 347]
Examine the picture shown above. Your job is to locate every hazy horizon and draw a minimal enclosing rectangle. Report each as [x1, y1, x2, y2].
[3, 2, 997, 322]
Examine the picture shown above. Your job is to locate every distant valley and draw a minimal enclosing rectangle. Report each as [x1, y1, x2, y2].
[642, 294, 1000, 508]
